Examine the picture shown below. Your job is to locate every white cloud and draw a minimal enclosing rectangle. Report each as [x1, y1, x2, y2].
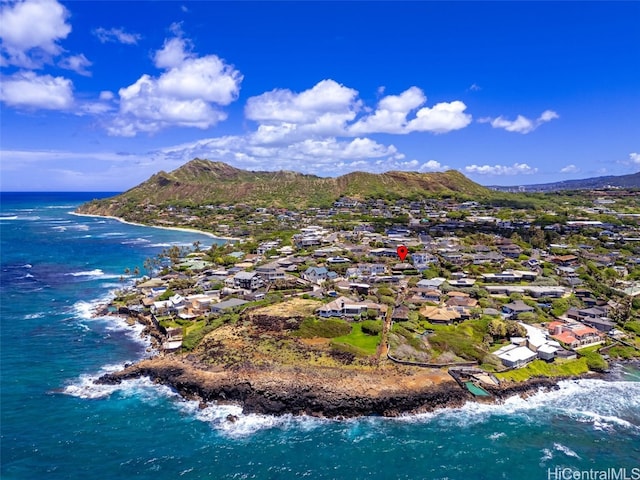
[350, 87, 471, 135]
[479, 110, 559, 134]
[407, 101, 472, 134]
[93, 27, 141, 45]
[108, 33, 243, 136]
[78, 101, 113, 115]
[245, 79, 360, 141]
[0, 0, 71, 67]
[349, 87, 424, 134]
[468, 83, 481, 91]
[464, 163, 538, 175]
[58, 53, 92, 76]
[0, 70, 73, 110]
[246, 82, 471, 142]
[99, 90, 114, 101]
[154, 37, 193, 69]
[560, 164, 579, 174]
[629, 152, 640, 165]
[155, 134, 401, 175]
[539, 110, 559, 122]
[420, 160, 448, 172]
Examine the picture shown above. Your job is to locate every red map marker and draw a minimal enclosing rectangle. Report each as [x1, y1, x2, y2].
[396, 245, 408, 261]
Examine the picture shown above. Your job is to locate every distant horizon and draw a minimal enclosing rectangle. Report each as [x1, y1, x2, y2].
[1, 1, 638, 191]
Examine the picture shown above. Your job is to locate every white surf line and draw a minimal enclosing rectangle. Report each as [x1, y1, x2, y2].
[70, 212, 239, 241]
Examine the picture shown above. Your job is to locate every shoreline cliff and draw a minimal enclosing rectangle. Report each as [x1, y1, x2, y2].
[95, 356, 580, 418]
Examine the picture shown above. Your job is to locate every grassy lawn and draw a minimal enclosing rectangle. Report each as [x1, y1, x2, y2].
[607, 345, 640, 359]
[425, 319, 490, 362]
[158, 318, 183, 330]
[332, 323, 381, 356]
[294, 317, 351, 338]
[495, 358, 590, 382]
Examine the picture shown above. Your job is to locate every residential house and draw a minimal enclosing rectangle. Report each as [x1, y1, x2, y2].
[233, 271, 263, 291]
[417, 277, 447, 289]
[210, 298, 249, 314]
[447, 278, 477, 288]
[419, 305, 461, 324]
[369, 248, 399, 258]
[482, 270, 538, 283]
[494, 344, 538, 368]
[497, 242, 523, 259]
[255, 261, 286, 282]
[550, 255, 579, 267]
[409, 287, 441, 303]
[303, 266, 329, 284]
[548, 320, 604, 350]
[391, 305, 410, 322]
[412, 252, 438, 271]
[391, 263, 414, 274]
[502, 300, 535, 319]
[327, 256, 351, 264]
[446, 293, 478, 309]
[316, 296, 384, 318]
[354, 263, 387, 277]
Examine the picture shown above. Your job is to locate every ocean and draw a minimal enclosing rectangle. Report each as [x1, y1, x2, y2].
[1, 192, 639, 480]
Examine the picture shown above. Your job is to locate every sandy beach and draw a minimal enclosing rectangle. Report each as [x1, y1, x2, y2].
[70, 211, 240, 242]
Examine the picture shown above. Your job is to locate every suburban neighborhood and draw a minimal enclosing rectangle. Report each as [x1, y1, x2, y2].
[107, 187, 640, 386]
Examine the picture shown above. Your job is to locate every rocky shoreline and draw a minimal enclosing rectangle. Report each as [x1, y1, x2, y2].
[95, 356, 577, 418]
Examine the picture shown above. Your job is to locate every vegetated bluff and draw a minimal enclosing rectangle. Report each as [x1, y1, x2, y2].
[77, 159, 490, 214]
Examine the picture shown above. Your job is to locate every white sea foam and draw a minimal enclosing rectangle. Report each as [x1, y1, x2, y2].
[23, 264, 33, 269]
[69, 224, 90, 231]
[180, 401, 319, 438]
[540, 448, 554, 463]
[62, 368, 172, 400]
[121, 238, 151, 245]
[45, 205, 75, 209]
[68, 269, 104, 277]
[553, 442, 581, 459]
[24, 312, 45, 320]
[4, 215, 40, 221]
[397, 378, 640, 433]
[72, 300, 99, 319]
[100, 232, 126, 237]
[66, 269, 121, 280]
[52, 226, 67, 232]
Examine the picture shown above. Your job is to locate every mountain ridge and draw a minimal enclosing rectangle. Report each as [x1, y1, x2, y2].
[77, 159, 490, 215]
[490, 171, 640, 192]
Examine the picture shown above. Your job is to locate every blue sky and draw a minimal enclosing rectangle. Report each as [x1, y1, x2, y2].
[1, 1, 638, 191]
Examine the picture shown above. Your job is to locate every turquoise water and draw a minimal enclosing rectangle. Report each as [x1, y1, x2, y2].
[1, 192, 639, 479]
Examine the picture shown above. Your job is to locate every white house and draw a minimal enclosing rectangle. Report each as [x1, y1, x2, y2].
[316, 296, 384, 318]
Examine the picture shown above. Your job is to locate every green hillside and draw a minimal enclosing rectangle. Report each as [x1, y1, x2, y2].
[77, 159, 491, 215]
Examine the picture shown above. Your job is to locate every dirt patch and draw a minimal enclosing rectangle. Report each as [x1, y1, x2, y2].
[299, 337, 331, 347]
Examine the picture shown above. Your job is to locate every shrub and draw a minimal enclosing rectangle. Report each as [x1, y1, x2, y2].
[158, 289, 175, 301]
[624, 321, 640, 335]
[361, 320, 383, 335]
[581, 350, 609, 372]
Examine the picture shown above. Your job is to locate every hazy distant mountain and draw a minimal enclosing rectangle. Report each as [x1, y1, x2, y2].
[489, 171, 640, 192]
[77, 159, 490, 215]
